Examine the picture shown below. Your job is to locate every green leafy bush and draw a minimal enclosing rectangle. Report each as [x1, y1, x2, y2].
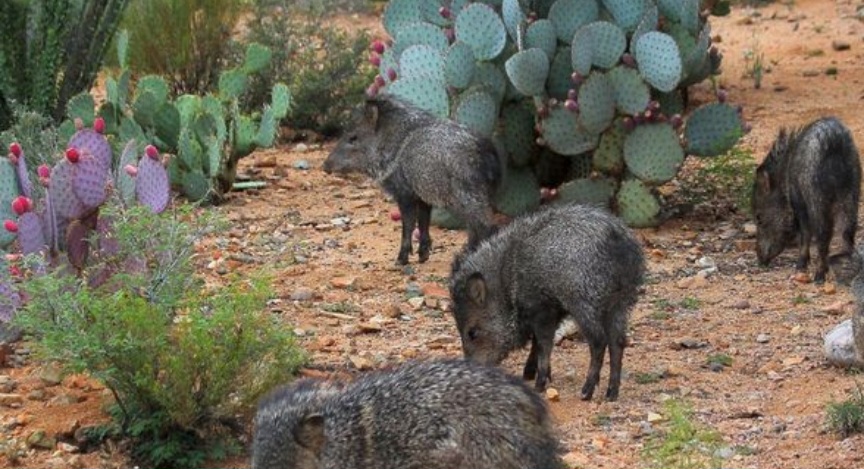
[826, 383, 864, 438]
[239, 0, 376, 136]
[13, 204, 307, 468]
[643, 399, 724, 469]
[120, 0, 247, 94]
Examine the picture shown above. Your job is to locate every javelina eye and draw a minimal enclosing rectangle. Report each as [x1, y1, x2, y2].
[467, 328, 479, 341]
[348, 134, 358, 144]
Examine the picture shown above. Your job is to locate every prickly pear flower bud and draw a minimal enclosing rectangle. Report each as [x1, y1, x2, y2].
[369, 54, 381, 67]
[124, 164, 138, 177]
[439, 6, 451, 19]
[366, 84, 380, 99]
[370, 40, 386, 55]
[145, 145, 159, 160]
[374, 75, 386, 88]
[11, 196, 31, 216]
[566, 89, 577, 101]
[37, 164, 50, 179]
[716, 89, 728, 103]
[3, 220, 17, 233]
[669, 114, 683, 129]
[65, 147, 80, 163]
[623, 116, 636, 131]
[570, 72, 583, 86]
[74, 118, 84, 131]
[94, 117, 105, 134]
[8, 143, 21, 158]
[564, 99, 579, 113]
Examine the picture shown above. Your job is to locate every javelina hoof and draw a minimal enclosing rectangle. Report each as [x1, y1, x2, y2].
[605, 387, 619, 402]
[522, 365, 536, 381]
[580, 382, 596, 401]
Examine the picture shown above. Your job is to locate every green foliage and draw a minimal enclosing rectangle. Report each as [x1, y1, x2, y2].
[826, 383, 864, 438]
[0, 0, 130, 129]
[120, 0, 246, 94]
[13, 204, 307, 469]
[679, 145, 757, 214]
[706, 353, 733, 367]
[643, 399, 724, 469]
[238, 0, 376, 135]
[0, 107, 62, 178]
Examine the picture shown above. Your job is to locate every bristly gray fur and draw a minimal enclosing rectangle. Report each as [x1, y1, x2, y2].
[251, 359, 566, 469]
[449, 203, 645, 401]
[323, 95, 501, 265]
[752, 116, 861, 283]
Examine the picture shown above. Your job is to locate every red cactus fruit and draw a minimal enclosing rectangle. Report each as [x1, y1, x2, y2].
[570, 72, 584, 86]
[623, 117, 636, 131]
[11, 196, 31, 216]
[37, 164, 50, 178]
[387, 68, 398, 81]
[366, 84, 380, 98]
[369, 54, 381, 67]
[9, 142, 21, 158]
[145, 145, 159, 160]
[390, 209, 401, 222]
[564, 99, 579, 112]
[8, 265, 20, 277]
[439, 6, 451, 19]
[444, 28, 455, 43]
[374, 75, 386, 88]
[124, 164, 139, 177]
[669, 114, 683, 129]
[4, 220, 17, 233]
[65, 147, 80, 163]
[716, 89, 728, 103]
[370, 40, 386, 55]
[621, 53, 636, 68]
[94, 117, 106, 134]
[567, 89, 577, 101]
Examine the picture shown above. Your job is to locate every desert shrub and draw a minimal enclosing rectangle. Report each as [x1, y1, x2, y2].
[13, 204, 307, 468]
[238, 0, 376, 136]
[643, 399, 725, 469]
[120, 0, 247, 94]
[826, 384, 864, 438]
[0, 107, 62, 172]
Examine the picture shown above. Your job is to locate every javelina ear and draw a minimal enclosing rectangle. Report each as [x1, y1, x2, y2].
[295, 414, 326, 454]
[364, 101, 381, 130]
[467, 273, 487, 306]
[755, 168, 771, 193]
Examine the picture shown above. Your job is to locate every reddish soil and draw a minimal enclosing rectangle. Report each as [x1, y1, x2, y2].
[4, 1, 864, 468]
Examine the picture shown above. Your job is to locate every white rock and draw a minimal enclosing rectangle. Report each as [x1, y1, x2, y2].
[824, 319, 863, 367]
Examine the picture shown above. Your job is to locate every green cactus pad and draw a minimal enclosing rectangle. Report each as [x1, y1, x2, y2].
[608, 66, 650, 115]
[635, 31, 682, 92]
[616, 178, 660, 227]
[495, 165, 540, 217]
[132, 90, 160, 128]
[205, 137, 222, 178]
[0, 159, 18, 214]
[501, 101, 538, 167]
[178, 128, 204, 171]
[593, 120, 625, 173]
[679, 0, 700, 35]
[577, 71, 616, 135]
[399, 44, 446, 83]
[540, 108, 598, 155]
[684, 103, 743, 157]
[394, 22, 449, 56]
[534, 0, 557, 16]
[555, 177, 617, 208]
[502, 0, 526, 42]
[379, 48, 400, 84]
[271, 83, 291, 119]
[119, 116, 147, 149]
[174, 94, 202, 128]
[137, 75, 170, 105]
[525, 20, 557, 60]
[117, 140, 138, 206]
[430, 207, 466, 230]
[630, 1, 658, 54]
[601, 0, 645, 32]
[655, 0, 681, 22]
[505, 48, 550, 97]
[455, 3, 507, 61]
[575, 22, 627, 71]
[623, 122, 684, 184]
[182, 170, 211, 202]
[547, 47, 574, 100]
[97, 103, 121, 135]
[445, 41, 476, 89]
[255, 106, 278, 148]
[233, 115, 258, 157]
[202, 96, 227, 143]
[387, 75, 450, 118]
[471, 62, 508, 103]
[66, 93, 96, 127]
[242, 42, 272, 74]
[219, 68, 248, 101]
[420, 0, 449, 27]
[549, 0, 599, 43]
[455, 89, 497, 137]
[383, 0, 423, 37]
[153, 103, 181, 149]
[654, 89, 684, 116]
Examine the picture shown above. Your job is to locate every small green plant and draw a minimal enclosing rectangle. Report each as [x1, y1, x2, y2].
[826, 383, 864, 438]
[706, 353, 733, 368]
[650, 310, 672, 320]
[643, 399, 725, 469]
[680, 145, 756, 214]
[680, 297, 702, 310]
[743, 30, 766, 90]
[635, 371, 664, 384]
[592, 413, 612, 427]
[321, 301, 359, 314]
[13, 204, 307, 469]
[792, 293, 812, 305]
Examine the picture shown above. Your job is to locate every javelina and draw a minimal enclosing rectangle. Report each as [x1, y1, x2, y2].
[323, 96, 501, 264]
[753, 116, 862, 283]
[449, 203, 645, 401]
[251, 359, 565, 469]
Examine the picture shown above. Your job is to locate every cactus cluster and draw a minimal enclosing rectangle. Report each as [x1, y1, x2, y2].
[59, 35, 291, 203]
[372, 0, 742, 227]
[0, 121, 170, 321]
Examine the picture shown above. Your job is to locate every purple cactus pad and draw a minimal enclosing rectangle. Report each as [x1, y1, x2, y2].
[72, 152, 110, 209]
[69, 129, 112, 173]
[49, 159, 87, 220]
[17, 212, 46, 256]
[135, 153, 170, 214]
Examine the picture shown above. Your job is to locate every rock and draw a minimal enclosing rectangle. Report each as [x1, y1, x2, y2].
[258, 155, 278, 168]
[423, 297, 438, 309]
[26, 389, 47, 401]
[714, 446, 735, 459]
[57, 442, 79, 453]
[545, 388, 560, 401]
[732, 300, 751, 310]
[292, 159, 310, 170]
[647, 412, 664, 423]
[330, 276, 356, 289]
[290, 287, 315, 301]
[0, 323, 23, 343]
[406, 297, 425, 310]
[823, 300, 850, 315]
[832, 40, 851, 51]
[348, 355, 373, 371]
[420, 283, 449, 299]
[49, 393, 82, 406]
[0, 393, 23, 406]
[0, 375, 17, 393]
[756, 333, 770, 344]
[823, 283, 838, 294]
[39, 364, 63, 386]
[26, 430, 56, 449]
[405, 282, 424, 298]
[824, 319, 862, 367]
[294, 143, 309, 153]
[357, 322, 382, 334]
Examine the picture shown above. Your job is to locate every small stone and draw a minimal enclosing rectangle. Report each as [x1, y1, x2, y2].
[732, 300, 751, 310]
[349, 355, 373, 371]
[423, 297, 438, 309]
[26, 389, 47, 401]
[823, 300, 849, 315]
[832, 40, 851, 51]
[384, 303, 403, 318]
[330, 277, 356, 289]
[292, 159, 310, 170]
[57, 442, 79, 453]
[709, 362, 725, 373]
[39, 364, 63, 386]
[258, 155, 277, 168]
[791, 272, 811, 284]
[49, 393, 82, 405]
[290, 287, 315, 301]
[823, 282, 837, 294]
[756, 334, 770, 344]
[294, 143, 309, 153]
[26, 430, 56, 449]
[357, 322, 382, 334]
[0, 393, 23, 406]
[0, 375, 16, 393]
[438, 299, 452, 312]
[824, 319, 860, 367]
[405, 282, 424, 298]
[715, 447, 735, 459]
[647, 412, 664, 423]
[545, 388, 560, 401]
[407, 297, 425, 310]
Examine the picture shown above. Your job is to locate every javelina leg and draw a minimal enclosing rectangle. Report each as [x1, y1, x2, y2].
[532, 329, 556, 392]
[523, 336, 539, 381]
[605, 334, 627, 401]
[795, 226, 811, 272]
[812, 217, 834, 283]
[396, 200, 417, 265]
[417, 201, 433, 263]
[840, 214, 857, 255]
[581, 337, 607, 401]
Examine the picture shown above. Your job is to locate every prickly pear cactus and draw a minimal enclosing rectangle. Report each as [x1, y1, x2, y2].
[375, 0, 743, 227]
